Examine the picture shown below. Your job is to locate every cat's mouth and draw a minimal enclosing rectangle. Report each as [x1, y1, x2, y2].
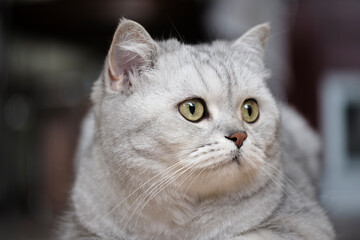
[232, 155, 241, 165]
[210, 152, 241, 170]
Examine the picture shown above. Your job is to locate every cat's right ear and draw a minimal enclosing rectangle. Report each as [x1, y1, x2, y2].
[106, 18, 158, 93]
[232, 23, 270, 59]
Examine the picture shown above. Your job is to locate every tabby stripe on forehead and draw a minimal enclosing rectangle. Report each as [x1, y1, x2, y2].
[206, 61, 223, 85]
[190, 50, 223, 90]
[191, 49, 235, 97]
[192, 63, 210, 91]
[182, 49, 208, 90]
[207, 58, 235, 103]
[229, 61, 238, 87]
[216, 59, 234, 100]
[193, 52, 223, 86]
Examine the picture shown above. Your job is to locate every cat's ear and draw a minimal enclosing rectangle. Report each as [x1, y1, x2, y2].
[107, 18, 158, 92]
[232, 23, 270, 58]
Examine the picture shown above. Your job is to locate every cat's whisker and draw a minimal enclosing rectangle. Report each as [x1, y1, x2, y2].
[91, 160, 185, 223]
[259, 159, 310, 201]
[173, 162, 204, 195]
[169, 153, 227, 204]
[125, 150, 207, 216]
[124, 162, 189, 214]
[122, 160, 199, 229]
[132, 164, 201, 228]
[175, 143, 221, 157]
[203, 164, 216, 183]
[140, 160, 200, 202]
[259, 161, 320, 213]
[186, 150, 227, 169]
[253, 160, 300, 207]
[259, 160, 297, 188]
[265, 29, 290, 42]
[183, 165, 207, 196]
[126, 168, 197, 230]
[169, 21, 185, 44]
[122, 171, 183, 228]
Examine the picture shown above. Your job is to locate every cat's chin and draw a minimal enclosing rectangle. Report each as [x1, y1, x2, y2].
[181, 158, 264, 199]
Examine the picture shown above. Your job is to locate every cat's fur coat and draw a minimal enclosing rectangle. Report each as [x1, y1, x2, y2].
[60, 19, 335, 239]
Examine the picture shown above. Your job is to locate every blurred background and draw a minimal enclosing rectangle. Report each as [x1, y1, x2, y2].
[0, 0, 359, 239]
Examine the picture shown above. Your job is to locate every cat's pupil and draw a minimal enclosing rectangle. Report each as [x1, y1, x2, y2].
[189, 103, 196, 115]
[245, 105, 252, 116]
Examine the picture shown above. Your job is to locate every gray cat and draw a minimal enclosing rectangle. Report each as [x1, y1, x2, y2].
[59, 19, 335, 239]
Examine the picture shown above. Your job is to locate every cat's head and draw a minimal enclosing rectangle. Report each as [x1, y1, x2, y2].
[92, 19, 280, 198]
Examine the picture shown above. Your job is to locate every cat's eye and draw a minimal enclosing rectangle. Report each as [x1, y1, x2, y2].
[241, 99, 259, 123]
[179, 98, 205, 122]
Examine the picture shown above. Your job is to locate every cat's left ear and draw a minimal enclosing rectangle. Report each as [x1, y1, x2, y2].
[107, 18, 158, 93]
[232, 23, 270, 58]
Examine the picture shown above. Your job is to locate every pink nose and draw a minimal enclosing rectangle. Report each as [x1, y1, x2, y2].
[226, 132, 247, 148]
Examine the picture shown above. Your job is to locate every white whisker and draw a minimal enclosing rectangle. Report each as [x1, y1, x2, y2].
[90, 160, 185, 223]
[122, 160, 199, 229]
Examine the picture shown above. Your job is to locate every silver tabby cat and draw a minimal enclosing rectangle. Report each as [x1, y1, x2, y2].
[60, 19, 335, 239]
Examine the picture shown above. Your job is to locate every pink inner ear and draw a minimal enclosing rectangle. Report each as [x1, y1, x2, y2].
[108, 68, 123, 91]
[106, 19, 156, 92]
[112, 46, 147, 75]
[108, 38, 153, 92]
[109, 48, 146, 91]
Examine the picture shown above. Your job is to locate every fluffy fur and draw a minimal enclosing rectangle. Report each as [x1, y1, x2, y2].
[59, 19, 334, 239]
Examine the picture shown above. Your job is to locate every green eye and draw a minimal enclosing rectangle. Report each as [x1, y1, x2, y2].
[241, 99, 259, 123]
[179, 99, 205, 122]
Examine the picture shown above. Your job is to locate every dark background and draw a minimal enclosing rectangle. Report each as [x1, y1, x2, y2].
[1, 0, 360, 239]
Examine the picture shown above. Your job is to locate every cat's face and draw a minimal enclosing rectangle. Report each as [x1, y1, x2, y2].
[93, 19, 280, 198]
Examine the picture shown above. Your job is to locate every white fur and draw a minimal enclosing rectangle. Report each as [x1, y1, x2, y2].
[59, 19, 334, 240]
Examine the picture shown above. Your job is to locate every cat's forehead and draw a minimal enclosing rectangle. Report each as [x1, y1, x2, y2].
[157, 40, 263, 76]
[158, 40, 231, 61]
[154, 40, 267, 97]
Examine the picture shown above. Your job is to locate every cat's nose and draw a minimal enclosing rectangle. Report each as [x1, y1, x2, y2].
[225, 132, 247, 148]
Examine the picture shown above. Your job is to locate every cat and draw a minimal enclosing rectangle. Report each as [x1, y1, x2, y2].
[59, 18, 335, 240]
